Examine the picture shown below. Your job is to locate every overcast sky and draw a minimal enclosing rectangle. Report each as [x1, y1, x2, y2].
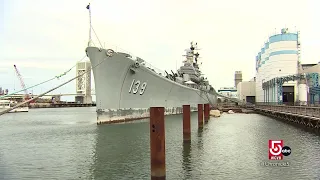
[0, 0, 319, 101]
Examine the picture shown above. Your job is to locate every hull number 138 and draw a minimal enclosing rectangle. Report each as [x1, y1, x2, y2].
[129, 79, 147, 95]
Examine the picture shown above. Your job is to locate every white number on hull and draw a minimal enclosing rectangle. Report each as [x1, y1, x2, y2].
[129, 79, 147, 95]
[132, 80, 141, 94]
[140, 82, 147, 95]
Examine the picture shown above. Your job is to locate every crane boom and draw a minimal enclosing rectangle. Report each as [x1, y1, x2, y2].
[13, 64, 30, 101]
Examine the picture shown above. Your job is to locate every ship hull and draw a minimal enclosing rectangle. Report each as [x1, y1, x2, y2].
[86, 47, 217, 124]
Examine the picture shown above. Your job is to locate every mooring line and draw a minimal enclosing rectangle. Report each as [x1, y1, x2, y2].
[0, 52, 111, 116]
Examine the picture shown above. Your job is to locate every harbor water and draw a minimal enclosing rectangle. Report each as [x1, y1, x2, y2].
[0, 107, 320, 180]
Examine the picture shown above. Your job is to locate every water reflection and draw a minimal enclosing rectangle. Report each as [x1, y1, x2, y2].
[197, 128, 204, 151]
[182, 142, 192, 179]
[197, 127, 203, 137]
[90, 122, 150, 180]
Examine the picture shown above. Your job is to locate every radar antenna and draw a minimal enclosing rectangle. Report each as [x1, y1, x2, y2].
[190, 42, 195, 51]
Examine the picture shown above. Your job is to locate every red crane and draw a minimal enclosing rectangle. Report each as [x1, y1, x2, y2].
[13, 65, 32, 102]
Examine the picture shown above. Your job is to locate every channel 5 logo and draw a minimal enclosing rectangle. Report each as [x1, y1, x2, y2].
[269, 140, 291, 160]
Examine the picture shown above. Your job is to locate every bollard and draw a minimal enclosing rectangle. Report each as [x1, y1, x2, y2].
[183, 105, 191, 142]
[204, 103, 210, 122]
[198, 104, 203, 128]
[150, 107, 166, 180]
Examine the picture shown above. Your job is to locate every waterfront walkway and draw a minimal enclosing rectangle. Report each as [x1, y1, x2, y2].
[254, 104, 320, 130]
[255, 104, 320, 118]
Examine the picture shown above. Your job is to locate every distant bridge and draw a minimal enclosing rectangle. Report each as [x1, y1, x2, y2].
[2, 93, 95, 99]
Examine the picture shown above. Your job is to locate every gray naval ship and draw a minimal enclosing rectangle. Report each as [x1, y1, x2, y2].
[86, 42, 217, 123]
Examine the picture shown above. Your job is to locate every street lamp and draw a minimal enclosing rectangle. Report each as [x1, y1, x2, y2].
[262, 79, 265, 104]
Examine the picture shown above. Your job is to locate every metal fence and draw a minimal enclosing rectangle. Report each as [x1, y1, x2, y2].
[255, 103, 320, 118]
[255, 101, 320, 107]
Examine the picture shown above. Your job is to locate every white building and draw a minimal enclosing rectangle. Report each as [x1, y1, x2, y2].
[237, 79, 256, 104]
[255, 28, 300, 104]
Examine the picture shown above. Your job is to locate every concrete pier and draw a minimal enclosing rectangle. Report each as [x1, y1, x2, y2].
[204, 103, 210, 122]
[150, 107, 166, 180]
[182, 105, 191, 142]
[198, 104, 203, 128]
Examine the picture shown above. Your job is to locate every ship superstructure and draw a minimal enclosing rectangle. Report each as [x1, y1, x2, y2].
[176, 42, 211, 90]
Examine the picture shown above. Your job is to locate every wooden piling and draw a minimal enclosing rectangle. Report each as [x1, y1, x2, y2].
[183, 105, 191, 142]
[150, 107, 166, 180]
[198, 104, 203, 128]
[204, 103, 210, 122]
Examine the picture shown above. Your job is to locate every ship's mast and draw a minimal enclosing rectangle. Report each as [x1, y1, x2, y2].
[87, 3, 92, 46]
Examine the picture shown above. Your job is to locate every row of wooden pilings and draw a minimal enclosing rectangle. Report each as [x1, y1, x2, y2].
[150, 103, 210, 180]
